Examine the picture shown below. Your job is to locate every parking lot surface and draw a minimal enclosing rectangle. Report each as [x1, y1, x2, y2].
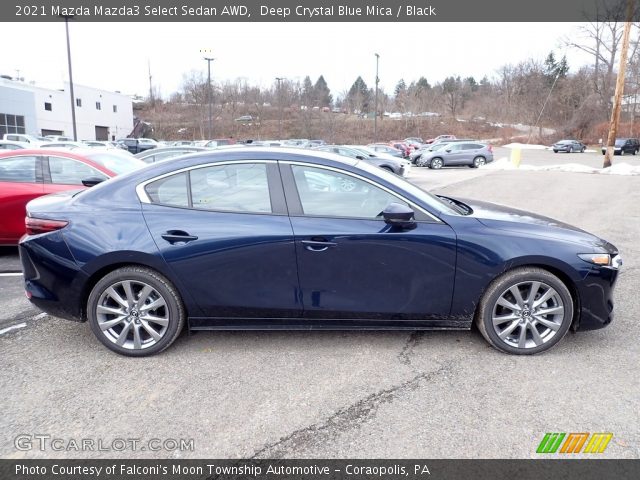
[1, 149, 638, 459]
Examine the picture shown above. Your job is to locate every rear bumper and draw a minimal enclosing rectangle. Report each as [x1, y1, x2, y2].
[19, 233, 86, 321]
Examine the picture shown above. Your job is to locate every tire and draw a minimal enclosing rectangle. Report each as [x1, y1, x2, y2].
[475, 267, 573, 355]
[416, 156, 428, 167]
[429, 158, 443, 169]
[472, 156, 486, 168]
[87, 266, 186, 356]
[581, 147, 586, 153]
[568, 147, 574, 153]
[633, 149, 637, 156]
[553, 150, 558, 153]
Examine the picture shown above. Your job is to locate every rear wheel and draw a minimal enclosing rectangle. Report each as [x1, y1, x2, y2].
[475, 267, 573, 355]
[87, 266, 185, 356]
[429, 158, 443, 169]
[472, 156, 486, 168]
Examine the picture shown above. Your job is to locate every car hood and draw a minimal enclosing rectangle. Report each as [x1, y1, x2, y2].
[456, 198, 617, 252]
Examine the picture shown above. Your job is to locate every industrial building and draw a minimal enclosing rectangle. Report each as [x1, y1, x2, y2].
[0, 76, 133, 141]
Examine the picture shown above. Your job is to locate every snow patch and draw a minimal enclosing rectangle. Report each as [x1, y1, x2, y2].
[481, 160, 640, 176]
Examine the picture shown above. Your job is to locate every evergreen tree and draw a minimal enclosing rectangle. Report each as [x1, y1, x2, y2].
[314, 75, 332, 107]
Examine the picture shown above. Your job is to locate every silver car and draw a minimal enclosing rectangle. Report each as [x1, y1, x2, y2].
[416, 142, 494, 169]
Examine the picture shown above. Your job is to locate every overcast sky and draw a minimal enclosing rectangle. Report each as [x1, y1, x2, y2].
[2, 22, 594, 98]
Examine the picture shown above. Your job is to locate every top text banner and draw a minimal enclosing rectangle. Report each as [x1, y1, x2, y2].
[6, 0, 639, 22]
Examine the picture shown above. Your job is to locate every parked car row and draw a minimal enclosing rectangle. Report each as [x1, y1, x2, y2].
[410, 139, 494, 168]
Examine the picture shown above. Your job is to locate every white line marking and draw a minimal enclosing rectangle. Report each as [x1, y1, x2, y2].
[0, 323, 27, 336]
[0, 272, 22, 277]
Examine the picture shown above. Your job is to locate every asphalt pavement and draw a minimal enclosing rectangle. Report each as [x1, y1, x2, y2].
[0, 148, 638, 459]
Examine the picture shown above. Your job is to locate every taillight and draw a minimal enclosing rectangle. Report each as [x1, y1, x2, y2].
[488, 145, 494, 152]
[25, 217, 68, 235]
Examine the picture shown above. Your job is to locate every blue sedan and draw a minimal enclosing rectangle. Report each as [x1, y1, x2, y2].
[19, 148, 621, 356]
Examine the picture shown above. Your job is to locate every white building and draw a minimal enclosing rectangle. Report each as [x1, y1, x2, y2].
[0, 77, 133, 141]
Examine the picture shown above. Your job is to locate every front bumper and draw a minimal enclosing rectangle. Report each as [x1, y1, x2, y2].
[574, 259, 620, 331]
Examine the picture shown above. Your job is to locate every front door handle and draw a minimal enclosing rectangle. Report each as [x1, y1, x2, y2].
[302, 240, 337, 252]
[161, 230, 198, 244]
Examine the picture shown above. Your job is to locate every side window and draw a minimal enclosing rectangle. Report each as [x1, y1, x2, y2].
[145, 172, 189, 207]
[48, 156, 107, 185]
[448, 144, 463, 151]
[190, 163, 272, 213]
[0, 155, 38, 182]
[291, 165, 407, 219]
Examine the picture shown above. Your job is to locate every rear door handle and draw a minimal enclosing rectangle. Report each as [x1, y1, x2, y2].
[161, 230, 198, 244]
[301, 240, 337, 252]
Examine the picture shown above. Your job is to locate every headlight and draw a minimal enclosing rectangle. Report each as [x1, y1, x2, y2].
[578, 253, 622, 269]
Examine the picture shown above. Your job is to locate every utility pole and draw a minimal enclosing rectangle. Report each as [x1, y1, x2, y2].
[62, 15, 78, 141]
[276, 77, 284, 139]
[148, 59, 154, 108]
[200, 50, 215, 140]
[374, 53, 380, 142]
[604, 0, 634, 168]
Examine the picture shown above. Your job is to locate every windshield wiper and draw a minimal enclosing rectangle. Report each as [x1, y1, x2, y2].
[437, 195, 472, 215]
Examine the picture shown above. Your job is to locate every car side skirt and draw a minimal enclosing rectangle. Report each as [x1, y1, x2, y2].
[188, 317, 473, 330]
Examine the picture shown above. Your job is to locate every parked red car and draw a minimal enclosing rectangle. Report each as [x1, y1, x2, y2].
[0, 149, 144, 244]
[389, 141, 414, 156]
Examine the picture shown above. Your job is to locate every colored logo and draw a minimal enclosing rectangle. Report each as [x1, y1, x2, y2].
[536, 432, 613, 454]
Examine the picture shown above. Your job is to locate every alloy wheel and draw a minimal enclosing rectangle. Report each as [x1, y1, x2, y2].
[96, 280, 169, 350]
[491, 281, 565, 350]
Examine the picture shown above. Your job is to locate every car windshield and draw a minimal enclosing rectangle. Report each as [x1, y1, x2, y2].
[614, 139, 626, 146]
[84, 151, 146, 174]
[353, 160, 463, 216]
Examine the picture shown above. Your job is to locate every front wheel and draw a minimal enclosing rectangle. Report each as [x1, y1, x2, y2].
[87, 266, 185, 356]
[429, 158, 443, 169]
[475, 267, 573, 355]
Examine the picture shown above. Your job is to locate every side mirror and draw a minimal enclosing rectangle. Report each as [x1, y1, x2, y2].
[383, 203, 416, 230]
[82, 177, 106, 187]
[445, 149, 452, 152]
[356, 155, 365, 160]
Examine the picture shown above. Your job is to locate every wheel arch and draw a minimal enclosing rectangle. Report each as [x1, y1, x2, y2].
[78, 254, 194, 321]
[474, 260, 581, 332]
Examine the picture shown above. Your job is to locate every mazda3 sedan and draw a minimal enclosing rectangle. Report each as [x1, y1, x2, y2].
[19, 148, 620, 356]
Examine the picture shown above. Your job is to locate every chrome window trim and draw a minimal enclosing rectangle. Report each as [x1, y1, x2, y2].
[282, 160, 442, 223]
[136, 159, 277, 204]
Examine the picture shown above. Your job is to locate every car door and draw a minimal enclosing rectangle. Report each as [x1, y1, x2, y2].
[281, 162, 457, 321]
[0, 154, 44, 243]
[442, 143, 466, 165]
[141, 160, 301, 320]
